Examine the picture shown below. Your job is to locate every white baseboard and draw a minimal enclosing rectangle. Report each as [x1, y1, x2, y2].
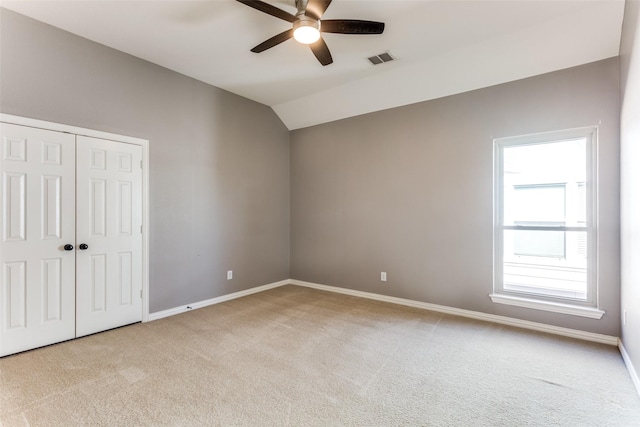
[289, 279, 619, 346]
[147, 279, 290, 321]
[619, 341, 640, 397]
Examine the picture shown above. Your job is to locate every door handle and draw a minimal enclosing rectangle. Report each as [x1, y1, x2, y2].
[79, 243, 89, 250]
[64, 244, 74, 251]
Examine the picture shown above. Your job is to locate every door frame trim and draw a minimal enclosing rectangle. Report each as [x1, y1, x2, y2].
[0, 113, 151, 322]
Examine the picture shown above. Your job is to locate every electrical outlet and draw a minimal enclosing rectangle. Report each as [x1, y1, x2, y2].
[227, 270, 233, 280]
[381, 272, 387, 282]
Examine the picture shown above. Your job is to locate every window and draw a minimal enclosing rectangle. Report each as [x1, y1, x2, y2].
[492, 127, 603, 318]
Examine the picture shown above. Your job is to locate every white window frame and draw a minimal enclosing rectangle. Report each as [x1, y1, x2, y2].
[491, 127, 604, 319]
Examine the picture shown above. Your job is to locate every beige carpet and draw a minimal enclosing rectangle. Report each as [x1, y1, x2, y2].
[1, 285, 639, 426]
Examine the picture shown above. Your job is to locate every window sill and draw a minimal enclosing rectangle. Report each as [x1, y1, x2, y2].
[489, 293, 605, 319]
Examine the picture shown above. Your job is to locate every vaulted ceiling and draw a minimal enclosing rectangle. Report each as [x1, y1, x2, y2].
[1, 1, 626, 129]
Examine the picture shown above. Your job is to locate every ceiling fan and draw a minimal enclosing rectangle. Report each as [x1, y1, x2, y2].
[235, 0, 385, 66]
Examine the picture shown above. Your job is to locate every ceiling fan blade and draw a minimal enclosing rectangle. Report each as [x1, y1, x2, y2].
[305, 0, 332, 20]
[251, 29, 294, 53]
[235, 0, 296, 23]
[309, 37, 333, 66]
[321, 20, 385, 35]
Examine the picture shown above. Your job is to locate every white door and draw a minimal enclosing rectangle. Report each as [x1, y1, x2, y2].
[75, 136, 143, 337]
[0, 123, 76, 356]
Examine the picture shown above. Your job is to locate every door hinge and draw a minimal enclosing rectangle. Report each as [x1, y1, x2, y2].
[140, 160, 143, 169]
[140, 290, 142, 299]
[140, 224, 143, 234]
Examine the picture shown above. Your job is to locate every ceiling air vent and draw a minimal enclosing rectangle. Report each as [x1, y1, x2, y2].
[367, 52, 394, 65]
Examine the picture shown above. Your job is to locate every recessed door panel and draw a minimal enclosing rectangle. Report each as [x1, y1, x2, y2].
[4, 172, 26, 242]
[90, 149, 106, 170]
[42, 175, 62, 240]
[118, 181, 132, 235]
[4, 261, 26, 329]
[42, 258, 62, 322]
[118, 252, 133, 306]
[0, 123, 76, 357]
[76, 136, 142, 337]
[90, 254, 107, 312]
[4, 137, 26, 162]
[42, 142, 61, 165]
[118, 153, 132, 173]
[90, 179, 107, 237]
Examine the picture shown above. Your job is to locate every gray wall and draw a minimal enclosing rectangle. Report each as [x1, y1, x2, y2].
[291, 58, 621, 336]
[0, 9, 291, 313]
[620, 0, 640, 376]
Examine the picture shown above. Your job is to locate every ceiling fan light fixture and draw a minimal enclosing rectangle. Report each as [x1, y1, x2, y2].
[235, 0, 385, 66]
[293, 17, 320, 44]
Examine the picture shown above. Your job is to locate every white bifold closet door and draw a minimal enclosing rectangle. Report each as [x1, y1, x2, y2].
[1, 123, 142, 356]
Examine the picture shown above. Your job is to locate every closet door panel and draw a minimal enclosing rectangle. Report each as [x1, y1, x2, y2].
[0, 123, 76, 357]
[76, 136, 142, 337]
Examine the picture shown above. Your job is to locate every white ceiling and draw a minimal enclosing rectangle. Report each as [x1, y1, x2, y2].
[1, 0, 626, 130]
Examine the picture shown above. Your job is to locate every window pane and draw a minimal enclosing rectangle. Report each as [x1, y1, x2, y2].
[513, 228, 565, 258]
[503, 230, 587, 300]
[512, 185, 565, 222]
[503, 139, 586, 226]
